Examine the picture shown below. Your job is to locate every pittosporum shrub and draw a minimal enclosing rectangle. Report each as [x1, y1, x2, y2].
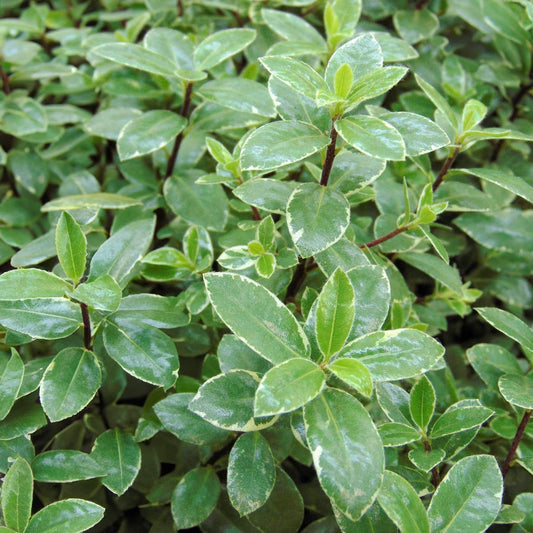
[0, 0, 532, 531]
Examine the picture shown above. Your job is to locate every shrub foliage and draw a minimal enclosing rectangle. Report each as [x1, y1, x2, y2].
[0, 0, 532, 532]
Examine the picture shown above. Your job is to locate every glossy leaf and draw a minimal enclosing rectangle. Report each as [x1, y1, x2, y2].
[189, 370, 274, 431]
[1, 457, 33, 533]
[32, 450, 106, 482]
[55, 211, 86, 283]
[316, 268, 355, 359]
[335, 329, 445, 382]
[194, 28, 256, 70]
[336, 116, 405, 160]
[0, 269, 69, 300]
[409, 376, 436, 432]
[304, 388, 384, 520]
[0, 298, 81, 340]
[379, 422, 421, 447]
[254, 358, 325, 416]
[377, 470, 430, 533]
[171, 467, 220, 528]
[430, 405, 494, 439]
[40, 347, 101, 422]
[71, 274, 122, 312]
[42, 193, 141, 211]
[0, 398, 47, 440]
[428, 455, 503, 533]
[241, 121, 330, 171]
[26, 499, 104, 533]
[204, 273, 309, 364]
[0, 349, 24, 421]
[117, 110, 186, 161]
[287, 183, 350, 258]
[326, 358, 373, 397]
[90, 429, 141, 495]
[227, 432, 276, 516]
[498, 374, 533, 409]
[103, 319, 179, 389]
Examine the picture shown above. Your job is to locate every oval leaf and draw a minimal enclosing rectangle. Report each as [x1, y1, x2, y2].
[40, 347, 101, 422]
[287, 183, 350, 258]
[428, 455, 503, 533]
[55, 211, 86, 283]
[0, 349, 24, 421]
[498, 374, 533, 409]
[304, 388, 384, 521]
[254, 359, 325, 417]
[32, 450, 106, 482]
[1, 457, 33, 532]
[204, 273, 309, 364]
[227, 432, 276, 516]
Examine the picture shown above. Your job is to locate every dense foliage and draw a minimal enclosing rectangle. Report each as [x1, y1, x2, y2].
[0, 0, 533, 531]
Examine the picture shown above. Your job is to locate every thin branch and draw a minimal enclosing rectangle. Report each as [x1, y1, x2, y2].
[177, 0, 184, 16]
[432, 146, 460, 192]
[251, 206, 262, 220]
[0, 65, 10, 95]
[359, 226, 409, 250]
[165, 82, 194, 178]
[359, 146, 460, 250]
[501, 409, 532, 478]
[285, 258, 308, 302]
[320, 119, 339, 187]
[80, 302, 93, 351]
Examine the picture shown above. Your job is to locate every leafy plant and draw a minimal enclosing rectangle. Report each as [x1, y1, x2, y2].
[0, 0, 532, 531]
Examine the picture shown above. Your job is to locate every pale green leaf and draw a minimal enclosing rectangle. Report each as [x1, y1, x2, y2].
[1, 457, 32, 533]
[0, 349, 24, 421]
[32, 450, 106, 482]
[55, 211, 86, 282]
[194, 28, 256, 70]
[498, 374, 533, 409]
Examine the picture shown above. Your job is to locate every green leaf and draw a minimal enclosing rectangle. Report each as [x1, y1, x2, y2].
[42, 192, 141, 211]
[334, 63, 354, 99]
[316, 268, 355, 359]
[247, 467, 304, 533]
[393, 9, 439, 44]
[40, 348, 101, 422]
[103, 319, 179, 389]
[92, 42, 177, 77]
[198, 78, 276, 117]
[26, 499, 104, 533]
[476, 307, 533, 358]
[461, 99, 487, 131]
[261, 8, 326, 50]
[116, 294, 189, 329]
[0, 298, 81, 340]
[254, 358, 325, 416]
[117, 110, 186, 161]
[335, 329, 444, 382]
[32, 450, 106, 482]
[90, 429, 141, 495]
[260, 56, 329, 100]
[1, 457, 32, 533]
[0, 349, 24, 421]
[466, 343, 522, 389]
[408, 448, 445, 472]
[377, 470, 430, 533]
[89, 217, 155, 287]
[189, 370, 274, 431]
[428, 455, 503, 533]
[287, 183, 350, 258]
[346, 265, 390, 338]
[326, 358, 373, 397]
[194, 28, 256, 70]
[325, 34, 382, 88]
[204, 273, 309, 364]
[398, 252, 463, 294]
[498, 374, 533, 409]
[409, 376, 436, 432]
[55, 211, 86, 283]
[430, 405, 494, 439]
[346, 66, 408, 111]
[314, 238, 369, 276]
[378, 111, 450, 156]
[154, 393, 228, 446]
[171, 467, 220, 528]
[70, 274, 122, 312]
[378, 422, 421, 447]
[227, 432, 276, 516]
[304, 388, 384, 521]
[336, 116, 405, 160]
[415, 74, 459, 130]
[458, 168, 533, 205]
[0, 398, 47, 440]
[143, 27, 195, 71]
[0, 269, 69, 300]
[241, 121, 330, 172]
[233, 179, 297, 215]
[164, 173, 228, 231]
